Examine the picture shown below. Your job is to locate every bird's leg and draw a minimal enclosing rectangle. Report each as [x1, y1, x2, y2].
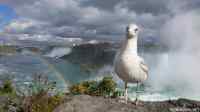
[125, 82, 128, 104]
[135, 81, 139, 105]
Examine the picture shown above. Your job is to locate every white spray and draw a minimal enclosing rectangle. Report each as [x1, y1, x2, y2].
[149, 10, 200, 100]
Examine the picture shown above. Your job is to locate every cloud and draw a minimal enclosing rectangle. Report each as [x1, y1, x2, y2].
[5, 19, 36, 33]
[80, 0, 122, 11]
[1, 0, 200, 40]
[3, 18, 49, 34]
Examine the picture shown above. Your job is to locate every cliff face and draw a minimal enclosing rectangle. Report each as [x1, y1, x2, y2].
[54, 95, 200, 112]
[60, 41, 165, 67]
[61, 42, 117, 72]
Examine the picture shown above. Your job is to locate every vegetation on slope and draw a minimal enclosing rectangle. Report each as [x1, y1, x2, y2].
[0, 45, 17, 55]
[69, 76, 123, 97]
[0, 74, 121, 112]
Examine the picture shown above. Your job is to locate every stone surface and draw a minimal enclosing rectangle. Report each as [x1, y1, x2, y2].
[54, 95, 200, 112]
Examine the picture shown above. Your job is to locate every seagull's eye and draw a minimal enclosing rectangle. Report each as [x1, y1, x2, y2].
[135, 28, 138, 32]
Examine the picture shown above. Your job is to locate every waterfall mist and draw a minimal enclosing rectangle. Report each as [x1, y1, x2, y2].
[148, 10, 200, 99]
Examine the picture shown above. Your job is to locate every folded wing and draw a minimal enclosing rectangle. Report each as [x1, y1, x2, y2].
[139, 57, 148, 74]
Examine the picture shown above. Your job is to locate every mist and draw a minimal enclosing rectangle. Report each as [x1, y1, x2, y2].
[148, 10, 200, 99]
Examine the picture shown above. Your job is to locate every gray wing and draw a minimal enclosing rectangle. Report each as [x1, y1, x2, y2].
[139, 58, 148, 74]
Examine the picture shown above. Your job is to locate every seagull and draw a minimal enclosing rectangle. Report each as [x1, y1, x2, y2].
[114, 24, 148, 104]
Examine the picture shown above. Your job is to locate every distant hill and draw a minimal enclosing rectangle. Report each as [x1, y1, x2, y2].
[61, 42, 117, 72]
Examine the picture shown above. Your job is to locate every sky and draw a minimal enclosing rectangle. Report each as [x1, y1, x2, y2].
[0, 0, 200, 40]
[0, 4, 16, 31]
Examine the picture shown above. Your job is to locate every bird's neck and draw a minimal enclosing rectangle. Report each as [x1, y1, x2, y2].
[123, 36, 138, 55]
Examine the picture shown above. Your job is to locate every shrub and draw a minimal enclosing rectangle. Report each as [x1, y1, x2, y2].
[98, 76, 117, 96]
[69, 81, 98, 95]
[23, 92, 64, 112]
[0, 80, 15, 94]
[28, 73, 56, 96]
[0, 80, 23, 112]
[69, 76, 117, 97]
[112, 89, 124, 98]
[0, 74, 65, 112]
[22, 73, 64, 112]
[0, 80, 18, 99]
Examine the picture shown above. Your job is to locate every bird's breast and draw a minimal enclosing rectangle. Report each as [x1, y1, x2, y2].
[114, 53, 147, 82]
[120, 54, 140, 71]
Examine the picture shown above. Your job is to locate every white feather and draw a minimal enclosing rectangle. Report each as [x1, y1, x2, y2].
[114, 24, 148, 83]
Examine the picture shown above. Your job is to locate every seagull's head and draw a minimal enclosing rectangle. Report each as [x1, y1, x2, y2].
[126, 24, 139, 38]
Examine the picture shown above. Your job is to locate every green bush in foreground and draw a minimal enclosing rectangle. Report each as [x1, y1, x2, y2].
[0, 80, 16, 95]
[23, 92, 64, 112]
[69, 76, 118, 97]
[69, 80, 98, 95]
[22, 74, 65, 112]
[0, 75, 121, 112]
[0, 74, 65, 112]
[98, 77, 117, 96]
[0, 80, 23, 112]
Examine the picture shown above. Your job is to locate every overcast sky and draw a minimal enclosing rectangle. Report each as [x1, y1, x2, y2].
[1, 0, 200, 40]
